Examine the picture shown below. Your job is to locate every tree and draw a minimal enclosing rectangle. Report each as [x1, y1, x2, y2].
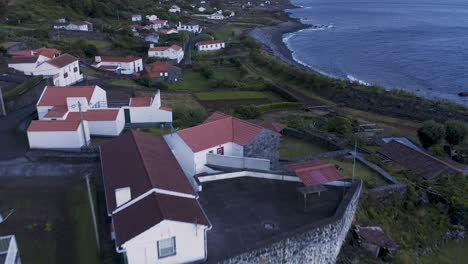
[417, 120, 445, 148]
[83, 44, 98, 58]
[173, 104, 207, 128]
[445, 120, 468, 146]
[234, 105, 261, 120]
[327, 116, 352, 135]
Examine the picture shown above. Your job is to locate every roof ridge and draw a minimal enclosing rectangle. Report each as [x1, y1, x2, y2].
[129, 130, 158, 191]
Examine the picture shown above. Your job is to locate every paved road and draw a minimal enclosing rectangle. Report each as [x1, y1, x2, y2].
[0, 104, 36, 160]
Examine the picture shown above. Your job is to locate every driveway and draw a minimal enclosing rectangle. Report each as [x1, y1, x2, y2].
[0, 104, 36, 160]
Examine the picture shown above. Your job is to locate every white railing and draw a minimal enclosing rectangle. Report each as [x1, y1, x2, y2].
[206, 153, 271, 171]
[0, 235, 18, 264]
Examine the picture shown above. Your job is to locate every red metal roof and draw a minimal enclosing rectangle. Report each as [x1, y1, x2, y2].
[45, 53, 78, 68]
[101, 130, 197, 212]
[159, 106, 172, 111]
[27, 120, 80, 132]
[287, 160, 345, 186]
[197, 40, 225, 46]
[178, 112, 264, 152]
[96, 55, 141, 63]
[33, 48, 61, 59]
[37, 86, 96, 107]
[8, 56, 39, 64]
[67, 109, 120, 121]
[150, 19, 167, 24]
[145, 61, 176, 79]
[44, 106, 68, 118]
[129, 97, 152, 107]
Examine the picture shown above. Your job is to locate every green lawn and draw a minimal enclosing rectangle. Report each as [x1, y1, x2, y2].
[59, 38, 112, 49]
[418, 238, 468, 264]
[168, 69, 210, 91]
[105, 78, 139, 87]
[80, 67, 99, 77]
[69, 183, 100, 264]
[136, 126, 172, 136]
[195, 91, 269, 101]
[325, 158, 388, 189]
[214, 24, 251, 43]
[280, 136, 329, 159]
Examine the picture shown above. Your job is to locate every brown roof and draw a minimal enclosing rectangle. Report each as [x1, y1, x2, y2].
[33, 48, 61, 59]
[45, 53, 79, 68]
[44, 106, 68, 118]
[129, 97, 152, 107]
[37, 86, 96, 107]
[287, 160, 345, 186]
[145, 61, 177, 79]
[377, 140, 460, 180]
[259, 120, 287, 133]
[100, 130, 196, 212]
[355, 226, 397, 249]
[27, 120, 80, 132]
[113, 192, 209, 247]
[67, 109, 121, 121]
[8, 56, 39, 64]
[178, 112, 264, 152]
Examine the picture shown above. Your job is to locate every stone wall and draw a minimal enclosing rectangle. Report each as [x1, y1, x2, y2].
[244, 129, 280, 169]
[49, 29, 113, 41]
[4, 79, 47, 112]
[222, 181, 363, 264]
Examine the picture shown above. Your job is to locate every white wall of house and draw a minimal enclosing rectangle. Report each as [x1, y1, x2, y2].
[164, 133, 196, 176]
[35, 60, 83, 86]
[87, 109, 125, 136]
[148, 48, 184, 64]
[89, 86, 108, 108]
[65, 24, 89, 31]
[27, 122, 90, 149]
[37, 106, 54, 120]
[122, 220, 208, 264]
[93, 59, 143, 74]
[127, 106, 172, 124]
[177, 22, 200, 33]
[8, 62, 38, 75]
[197, 42, 225, 51]
[193, 142, 243, 174]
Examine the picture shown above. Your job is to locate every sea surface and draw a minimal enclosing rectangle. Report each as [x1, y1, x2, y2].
[284, 0, 468, 106]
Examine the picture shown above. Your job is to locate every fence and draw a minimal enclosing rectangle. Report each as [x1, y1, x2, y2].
[0, 235, 19, 264]
[206, 153, 271, 171]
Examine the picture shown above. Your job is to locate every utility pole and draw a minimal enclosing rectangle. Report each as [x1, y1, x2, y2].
[77, 101, 88, 147]
[85, 173, 101, 253]
[352, 140, 357, 182]
[0, 87, 6, 116]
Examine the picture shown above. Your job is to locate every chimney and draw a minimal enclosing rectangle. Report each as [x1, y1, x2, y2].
[95, 56, 101, 62]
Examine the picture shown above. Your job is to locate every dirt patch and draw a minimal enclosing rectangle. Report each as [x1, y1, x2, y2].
[199, 98, 271, 111]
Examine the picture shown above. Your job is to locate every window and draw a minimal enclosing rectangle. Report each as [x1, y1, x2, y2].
[158, 237, 176, 258]
[74, 67, 78, 72]
[64, 72, 68, 78]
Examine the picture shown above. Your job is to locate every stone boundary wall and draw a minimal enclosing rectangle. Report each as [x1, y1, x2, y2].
[283, 127, 346, 151]
[221, 180, 363, 264]
[4, 79, 47, 112]
[49, 29, 113, 41]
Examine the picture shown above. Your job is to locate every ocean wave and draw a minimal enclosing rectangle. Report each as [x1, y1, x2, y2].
[347, 75, 370, 86]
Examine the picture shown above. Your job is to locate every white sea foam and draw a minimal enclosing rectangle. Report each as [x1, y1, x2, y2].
[347, 74, 370, 86]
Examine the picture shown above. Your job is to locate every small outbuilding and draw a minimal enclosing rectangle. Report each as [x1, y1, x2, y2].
[353, 225, 398, 258]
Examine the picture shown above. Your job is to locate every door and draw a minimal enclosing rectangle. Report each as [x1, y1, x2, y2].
[216, 146, 224, 155]
[124, 108, 131, 124]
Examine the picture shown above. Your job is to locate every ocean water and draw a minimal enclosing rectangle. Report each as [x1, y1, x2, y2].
[284, 0, 468, 106]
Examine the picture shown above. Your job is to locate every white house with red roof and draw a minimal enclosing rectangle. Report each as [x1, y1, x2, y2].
[145, 61, 182, 83]
[92, 56, 143, 74]
[148, 44, 184, 64]
[195, 40, 225, 51]
[177, 22, 201, 34]
[8, 52, 83, 86]
[164, 112, 280, 176]
[159, 28, 179, 35]
[123, 90, 173, 124]
[53, 20, 93, 31]
[149, 19, 168, 30]
[27, 120, 91, 149]
[101, 131, 210, 264]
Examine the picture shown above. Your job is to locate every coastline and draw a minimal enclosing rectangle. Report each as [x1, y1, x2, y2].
[248, 3, 468, 107]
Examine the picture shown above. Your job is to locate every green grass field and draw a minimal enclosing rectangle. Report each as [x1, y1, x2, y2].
[105, 78, 139, 87]
[194, 91, 270, 101]
[280, 136, 329, 159]
[58, 38, 112, 49]
[80, 67, 99, 77]
[325, 158, 389, 189]
[168, 69, 210, 91]
[418, 239, 468, 264]
[214, 23, 251, 43]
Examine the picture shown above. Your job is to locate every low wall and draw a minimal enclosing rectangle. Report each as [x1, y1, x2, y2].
[49, 29, 113, 41]
[197, 170, 301, 184]
[206, 153, 271, 171]
[4, 79, 47, 113]
[221, 180, 363, 264]
[283, 127, 347, 151]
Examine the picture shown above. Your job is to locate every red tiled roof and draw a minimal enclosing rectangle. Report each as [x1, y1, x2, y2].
[287, 160, 345, 186]
[101, 130, 197, 212]
[37, 86, 96, 107]
[145, 61, 174, 79]
[96, 55, 141, 63]
[259, 120, 287, 133]
[149, 44, 182, 52]
[45, 53, 79, 68]
[113, 192, 209, 247]
[27, 120, 80, 132]
[178, 112, 264, 152]
[130, 97, 152, 107]
[150, 19, 167, 24]
[197, 40, 225, 46]
[159, 106, 172, 111]
[33, 48, 61, 59]
[8, 56, 39, 64]
[44, 106, 68, 118]
[8, 50, 33, 56]
[67, 109, 120, 121]
[98, 65, 120, 70]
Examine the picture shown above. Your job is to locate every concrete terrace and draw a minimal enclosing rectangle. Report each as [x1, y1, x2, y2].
[198, 177, 349, 263]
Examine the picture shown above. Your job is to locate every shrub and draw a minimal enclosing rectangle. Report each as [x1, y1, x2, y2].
[257, 102, 302, 111]
[417, 120, 445, 148]
[83, 44, 98, 58]
[444, 120, 468, 146]
[197, 34, 213, 42]
[234, 105, 261, 119]
[173, 104, 207, 128]
[327, 116, 352, 135]
[150, 82, 169, 90]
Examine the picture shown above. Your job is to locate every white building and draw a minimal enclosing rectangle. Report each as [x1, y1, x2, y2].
[198, 6, 206, 12]
[177, 22, 201, 33]
[0, 235, 21, 264]
[195, 40, 225, 51]
[159, 28, 178, 35]
[131, 14, 142, 22]
[27, 120, 91, 149]
[169, 5, 181, 13]
[207, 10, 224, 20]
[149, 19, 168, 30]
[92, 56, 143, 74]
[148, 44, 184, 64]
[146, 14, 158, 21]
[101, 130, 211, 264]
[123, 90, 172, 124]
[53, 21, 93, 31]
[8, 53, 84, 86]
[164, 112, 270, 176]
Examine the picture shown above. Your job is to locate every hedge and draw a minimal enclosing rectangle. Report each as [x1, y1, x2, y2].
[257, 102, 303, 111]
